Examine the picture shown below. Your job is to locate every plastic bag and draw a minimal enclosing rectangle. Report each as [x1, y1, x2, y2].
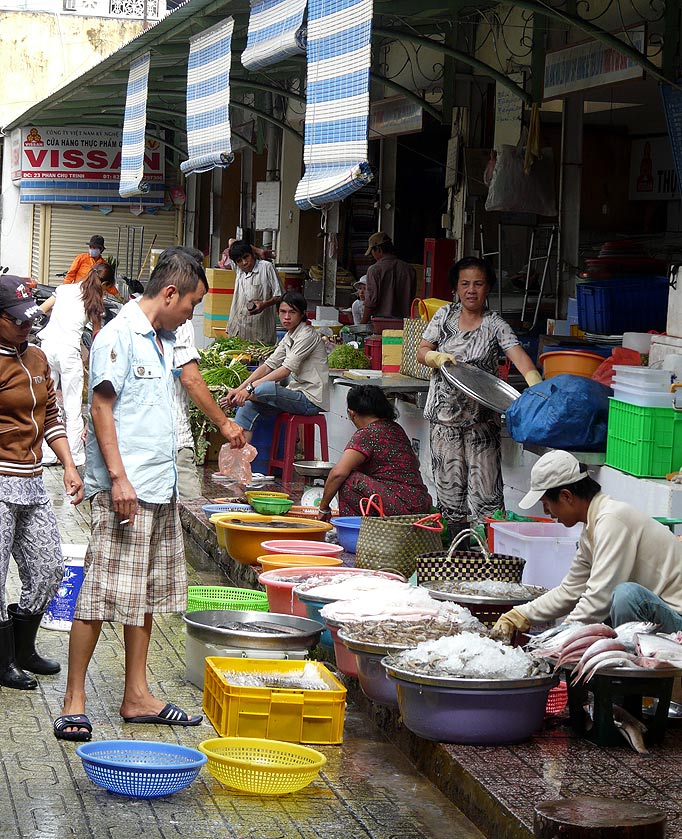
[591, 347, 642, 388]
[218, 442, 257, 484]
[504, 374, 612, 451]
[485, 145, 557, 216]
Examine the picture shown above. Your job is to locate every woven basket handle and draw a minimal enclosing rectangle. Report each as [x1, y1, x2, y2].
[444, 527, 493, 569]
[413, 513, 444, 533]
[410, 298, 425, 319]
[360, 494, 384, 518]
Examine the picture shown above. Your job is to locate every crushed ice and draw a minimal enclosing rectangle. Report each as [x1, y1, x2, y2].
[389, 632, 537, 680]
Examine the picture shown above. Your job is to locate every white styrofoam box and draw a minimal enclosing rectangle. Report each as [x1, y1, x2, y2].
[612, 375, 672, 392]
[316, 305, 339, 321]
[622, 332, 653, 354]
[612, 366, 672, 386]
[611, 386, 679, 409]
[490, 521, 582, 590]
[185, 634, 308, 689]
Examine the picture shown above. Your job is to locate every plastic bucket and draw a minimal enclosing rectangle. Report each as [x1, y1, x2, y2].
[332, 517, 362, 553]
[539, 350, 604, 380]
[41, 544, 88, 631]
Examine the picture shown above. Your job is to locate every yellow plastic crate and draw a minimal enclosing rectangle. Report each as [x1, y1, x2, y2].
[203, 657, 346, 745]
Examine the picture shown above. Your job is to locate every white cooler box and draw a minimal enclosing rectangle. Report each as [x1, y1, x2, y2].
[490, 522, 582, 589]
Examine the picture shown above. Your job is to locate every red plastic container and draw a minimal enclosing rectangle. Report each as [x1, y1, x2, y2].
[370, 317, 403, 334]
[364, 336, 382, 370]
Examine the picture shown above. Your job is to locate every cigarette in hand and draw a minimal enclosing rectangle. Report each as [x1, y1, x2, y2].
[119, 519, 130, 525]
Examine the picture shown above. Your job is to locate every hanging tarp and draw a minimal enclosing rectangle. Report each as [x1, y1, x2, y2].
[180, 18, 235, 176]
[241, 0, 307, 71]
[294, 0, 373, 210]
[119, 52, 151, 199]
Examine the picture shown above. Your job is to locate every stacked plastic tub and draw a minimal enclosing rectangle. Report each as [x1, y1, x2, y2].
[606, 365, 681, 477]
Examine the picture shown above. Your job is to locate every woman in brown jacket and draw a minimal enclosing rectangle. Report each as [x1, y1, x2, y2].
[0, 275, 83, 690]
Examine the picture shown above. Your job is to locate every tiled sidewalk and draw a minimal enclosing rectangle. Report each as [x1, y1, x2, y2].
[0, 466, 483, 839]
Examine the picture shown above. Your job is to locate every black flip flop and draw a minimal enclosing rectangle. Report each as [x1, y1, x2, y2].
[53, 714, 92, 742]
[123, 702, 202, 726]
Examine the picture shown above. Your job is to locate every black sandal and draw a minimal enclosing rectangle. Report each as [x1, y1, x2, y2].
[53, 713, 92, 742]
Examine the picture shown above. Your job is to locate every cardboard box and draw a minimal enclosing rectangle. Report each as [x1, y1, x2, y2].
[203, 288, 234, 315]
[382, 329, 403, 373]
[203, 315, 229, 338]
[205, 268, 236, 290]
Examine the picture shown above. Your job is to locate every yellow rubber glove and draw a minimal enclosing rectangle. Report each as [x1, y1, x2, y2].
[492, 607, 531, 641]
[524, 369, 543, 387]
[424, 350, 456, 369]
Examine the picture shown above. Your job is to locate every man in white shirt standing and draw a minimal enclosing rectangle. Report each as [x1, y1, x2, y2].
[226, 240, 283, 344]
[157, 247, 245, 500]
[494, 450, 682, 638]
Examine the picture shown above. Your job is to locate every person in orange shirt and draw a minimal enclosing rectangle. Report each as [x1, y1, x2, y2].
[64, 235, 106, 284]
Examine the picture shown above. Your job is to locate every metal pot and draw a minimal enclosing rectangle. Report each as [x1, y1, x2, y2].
[183, 610, 324, 651]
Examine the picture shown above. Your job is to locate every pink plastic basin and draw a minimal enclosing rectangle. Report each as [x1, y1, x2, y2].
[323, 619, 358, 678]
[260, 540, 344, 557]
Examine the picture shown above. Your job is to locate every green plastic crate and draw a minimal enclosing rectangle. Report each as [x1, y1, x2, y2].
[606, 399, 682, 477]
[187, 587, 269, 613]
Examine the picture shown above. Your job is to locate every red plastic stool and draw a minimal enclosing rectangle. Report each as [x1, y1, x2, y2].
[268, 413, 329, 483]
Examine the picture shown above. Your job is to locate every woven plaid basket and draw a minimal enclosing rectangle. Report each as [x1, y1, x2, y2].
[416, 529, 526, 585]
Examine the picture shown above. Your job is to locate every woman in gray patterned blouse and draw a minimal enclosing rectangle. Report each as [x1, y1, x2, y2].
[416, 257, 541, 536]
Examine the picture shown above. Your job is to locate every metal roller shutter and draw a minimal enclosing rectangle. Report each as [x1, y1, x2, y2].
[46, 205, 180, 286]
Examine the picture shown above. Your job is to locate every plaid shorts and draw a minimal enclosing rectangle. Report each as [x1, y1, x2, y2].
[75, 491, 187, 625]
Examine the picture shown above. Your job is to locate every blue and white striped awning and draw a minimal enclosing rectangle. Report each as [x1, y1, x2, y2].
[241, 0, 307, 71]
[119, 52, 151, 199]
[294, 0, 373, 210]
[180, 19, 235, 177]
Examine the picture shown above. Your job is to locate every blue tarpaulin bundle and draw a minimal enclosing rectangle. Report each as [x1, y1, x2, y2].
[505, 374, 612, 451]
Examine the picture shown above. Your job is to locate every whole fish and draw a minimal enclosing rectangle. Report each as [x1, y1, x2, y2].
[573, 638, 627, 681]
[554, 626, 618, 667]
[574, 650, 638, 684]
[526, 623, 588, 649]
[613, 704, 649, 754]
[583, 654, 640, 682]
[636, 633, 682, 662]
[615, 621, 658, 644]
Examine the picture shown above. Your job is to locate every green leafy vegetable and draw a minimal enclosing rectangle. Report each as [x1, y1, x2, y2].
[327, 345, 371, 370]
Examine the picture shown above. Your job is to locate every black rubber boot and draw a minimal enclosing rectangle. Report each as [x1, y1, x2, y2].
[7, 604, 60, 675]
[0, 619, 37, 689]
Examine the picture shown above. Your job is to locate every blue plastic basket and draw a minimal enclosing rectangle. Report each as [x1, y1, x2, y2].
[201, 503, 253, 517]
[76, 741, 207, 799]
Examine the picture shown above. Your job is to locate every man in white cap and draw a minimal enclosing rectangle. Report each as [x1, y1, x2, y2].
[494, 449, 682, 639]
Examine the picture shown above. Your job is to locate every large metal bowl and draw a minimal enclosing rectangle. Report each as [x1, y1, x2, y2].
[183, 610, 324, 651]
[293, 461, 336, 478]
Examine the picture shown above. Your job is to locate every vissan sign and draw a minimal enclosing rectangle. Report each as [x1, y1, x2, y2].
[12, 126, 165, 205]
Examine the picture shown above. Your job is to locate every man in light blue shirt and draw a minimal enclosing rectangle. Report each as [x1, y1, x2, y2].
[53, 253, 208, 743]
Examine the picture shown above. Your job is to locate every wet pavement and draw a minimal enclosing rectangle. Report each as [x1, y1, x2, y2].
[0, 465, 484, 839]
